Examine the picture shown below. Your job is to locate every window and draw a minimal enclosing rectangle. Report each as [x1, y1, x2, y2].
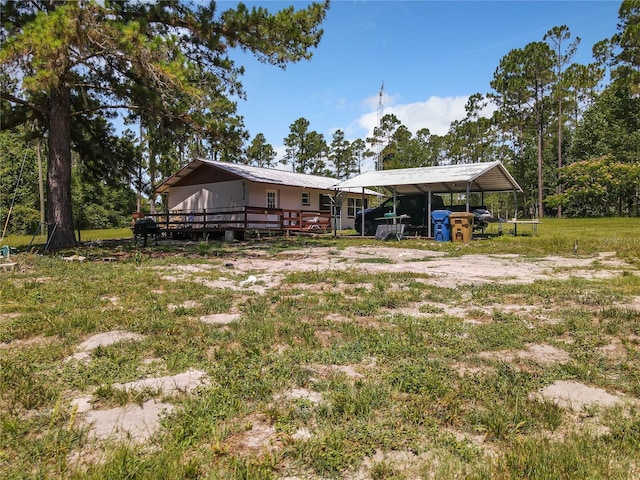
[301, 191, 310, 206]
[319, 194, 332, 212]
[267, 190, 277, 209]
[347, 197, 366, 218]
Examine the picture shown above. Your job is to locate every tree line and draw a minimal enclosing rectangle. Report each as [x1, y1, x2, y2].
[1, 1, 638, 248]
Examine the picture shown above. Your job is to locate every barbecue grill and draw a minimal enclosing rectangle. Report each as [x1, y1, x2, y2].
[133, 218, 161, 246]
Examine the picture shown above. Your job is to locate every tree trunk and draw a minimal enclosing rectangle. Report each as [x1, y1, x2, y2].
[537, 128, 544, 219]
[46, 84, 76, 250]
[557, 99, 563, 218]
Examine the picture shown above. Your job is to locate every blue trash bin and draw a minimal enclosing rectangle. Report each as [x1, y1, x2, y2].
[431, 210, 452, 242]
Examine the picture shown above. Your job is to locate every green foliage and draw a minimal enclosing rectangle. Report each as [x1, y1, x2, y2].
[283, 117, 329, 175]
[610, 0, 640, 94]
[0, 130, 41, 235]
[547, 155, 640, 216]
[245, 132, 277, 168]
[571, 84, 640, 165]
[3, 204, 40, 235]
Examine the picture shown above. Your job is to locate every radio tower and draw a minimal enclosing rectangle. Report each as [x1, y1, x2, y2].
[376, 81, 384, 171]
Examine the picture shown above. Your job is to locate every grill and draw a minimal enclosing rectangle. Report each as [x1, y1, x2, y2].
[133, 218, 161, 246]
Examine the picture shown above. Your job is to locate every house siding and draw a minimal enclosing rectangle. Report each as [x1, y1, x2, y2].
[168, 180, 247, 211]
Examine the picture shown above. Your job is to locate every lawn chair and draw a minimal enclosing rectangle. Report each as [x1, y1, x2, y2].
[307, 216, 321, 230]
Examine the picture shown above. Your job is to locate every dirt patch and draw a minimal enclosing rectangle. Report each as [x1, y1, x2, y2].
[350, 448, 437, 480]
[100, 296, 120, 306]
[199, 313, 241, 325]
[451, 362, 493, 377]
[394, 301, 552, 325]
[0, 312, 22, 323]
[479, 343, 570, 366]
[0, 334, 56, 351]
[225, 413, 279, 456]
[306, 363, 366, 380]
[114, 368, 210, 395]
[628, 296, 640, 311]
[533, 380, 628, 410]
[597, 338, 629, 362]
[67, 331, 145, 362]
[77, 398, 174, 443]
[71, 369, 209, 445]
[184, 247, 634, 292]
[168, 299, 200, 311]
[276, 388, 323, 404]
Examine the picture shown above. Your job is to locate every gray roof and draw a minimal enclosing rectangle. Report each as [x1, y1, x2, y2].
[156, 159, 378, 194]
[333, 161, 522, 194]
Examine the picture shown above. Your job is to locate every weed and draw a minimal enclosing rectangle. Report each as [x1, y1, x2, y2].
[355, 257, 394, 264]
[370, 460, 402, 480]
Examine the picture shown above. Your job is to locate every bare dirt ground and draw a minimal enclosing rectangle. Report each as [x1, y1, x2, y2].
[62, 245, 638, 474]
[160, 246, 629, 291]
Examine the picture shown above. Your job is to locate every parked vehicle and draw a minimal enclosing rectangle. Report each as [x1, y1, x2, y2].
[355, 193, 497, 236]
[355, 193, 445, 236]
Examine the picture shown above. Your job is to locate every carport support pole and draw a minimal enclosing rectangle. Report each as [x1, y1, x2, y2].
[392, 187, 397, 223]
[427, 190, 432, 238]
[466, 182, 471, 212]
[361, 187, 365, 237]
[513, 189, 518, 220]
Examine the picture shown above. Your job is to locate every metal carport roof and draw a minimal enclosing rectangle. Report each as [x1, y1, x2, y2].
[333, 161, 522, 194]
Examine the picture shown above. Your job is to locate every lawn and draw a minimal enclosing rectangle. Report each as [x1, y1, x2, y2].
[0, 218, 639, 479]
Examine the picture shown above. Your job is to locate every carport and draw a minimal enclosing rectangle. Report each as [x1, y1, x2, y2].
[333, 161, 523, 238]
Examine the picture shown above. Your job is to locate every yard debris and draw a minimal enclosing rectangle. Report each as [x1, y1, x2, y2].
[62, 255, 86, 262]
[239, 274, 258, 286]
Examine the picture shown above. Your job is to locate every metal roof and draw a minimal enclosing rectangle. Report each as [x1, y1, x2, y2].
[156, 158, 379, 194]
[333, 161, 523, 194]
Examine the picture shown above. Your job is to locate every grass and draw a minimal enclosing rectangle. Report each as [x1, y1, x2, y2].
[0, 218, 639, 479]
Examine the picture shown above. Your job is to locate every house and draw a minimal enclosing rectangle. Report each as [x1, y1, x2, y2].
[153, 159, 377, 237]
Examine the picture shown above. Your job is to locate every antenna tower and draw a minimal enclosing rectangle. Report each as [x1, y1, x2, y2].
[376, 81, 384, 171]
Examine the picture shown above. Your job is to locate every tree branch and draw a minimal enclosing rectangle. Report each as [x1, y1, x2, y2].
[1, 91, 48, 116]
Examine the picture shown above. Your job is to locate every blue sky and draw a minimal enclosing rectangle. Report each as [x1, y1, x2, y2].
[220, 1, 622, 170]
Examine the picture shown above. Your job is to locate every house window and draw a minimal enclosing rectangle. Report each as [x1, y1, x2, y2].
[267, 190, 277, 209]
[301, 191, 310, 206]
[319, 194, 332, 212]
[347, 197, 367, 218]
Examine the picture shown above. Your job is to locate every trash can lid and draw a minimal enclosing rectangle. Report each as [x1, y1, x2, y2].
[449, 211, 475, 219]
[431, 210, 452, 220]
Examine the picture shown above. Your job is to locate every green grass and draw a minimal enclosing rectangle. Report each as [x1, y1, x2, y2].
[0, 217, 639, 479]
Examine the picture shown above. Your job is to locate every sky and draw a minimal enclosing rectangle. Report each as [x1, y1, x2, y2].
[218, 0, 622, 171]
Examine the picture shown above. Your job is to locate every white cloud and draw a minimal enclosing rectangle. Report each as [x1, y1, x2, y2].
[357, 95, 470, 137]
[272, 95, 497, 168]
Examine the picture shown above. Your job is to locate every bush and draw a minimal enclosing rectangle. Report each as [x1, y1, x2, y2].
[1, 205, 40, 235]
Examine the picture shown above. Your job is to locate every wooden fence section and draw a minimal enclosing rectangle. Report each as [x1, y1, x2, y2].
[140, 207, 332, 238]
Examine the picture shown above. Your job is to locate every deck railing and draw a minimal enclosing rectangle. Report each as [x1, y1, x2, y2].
[137, 207, 332, 235]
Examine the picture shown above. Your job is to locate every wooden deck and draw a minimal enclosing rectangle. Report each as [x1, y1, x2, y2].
[137, 207, 333, 240]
